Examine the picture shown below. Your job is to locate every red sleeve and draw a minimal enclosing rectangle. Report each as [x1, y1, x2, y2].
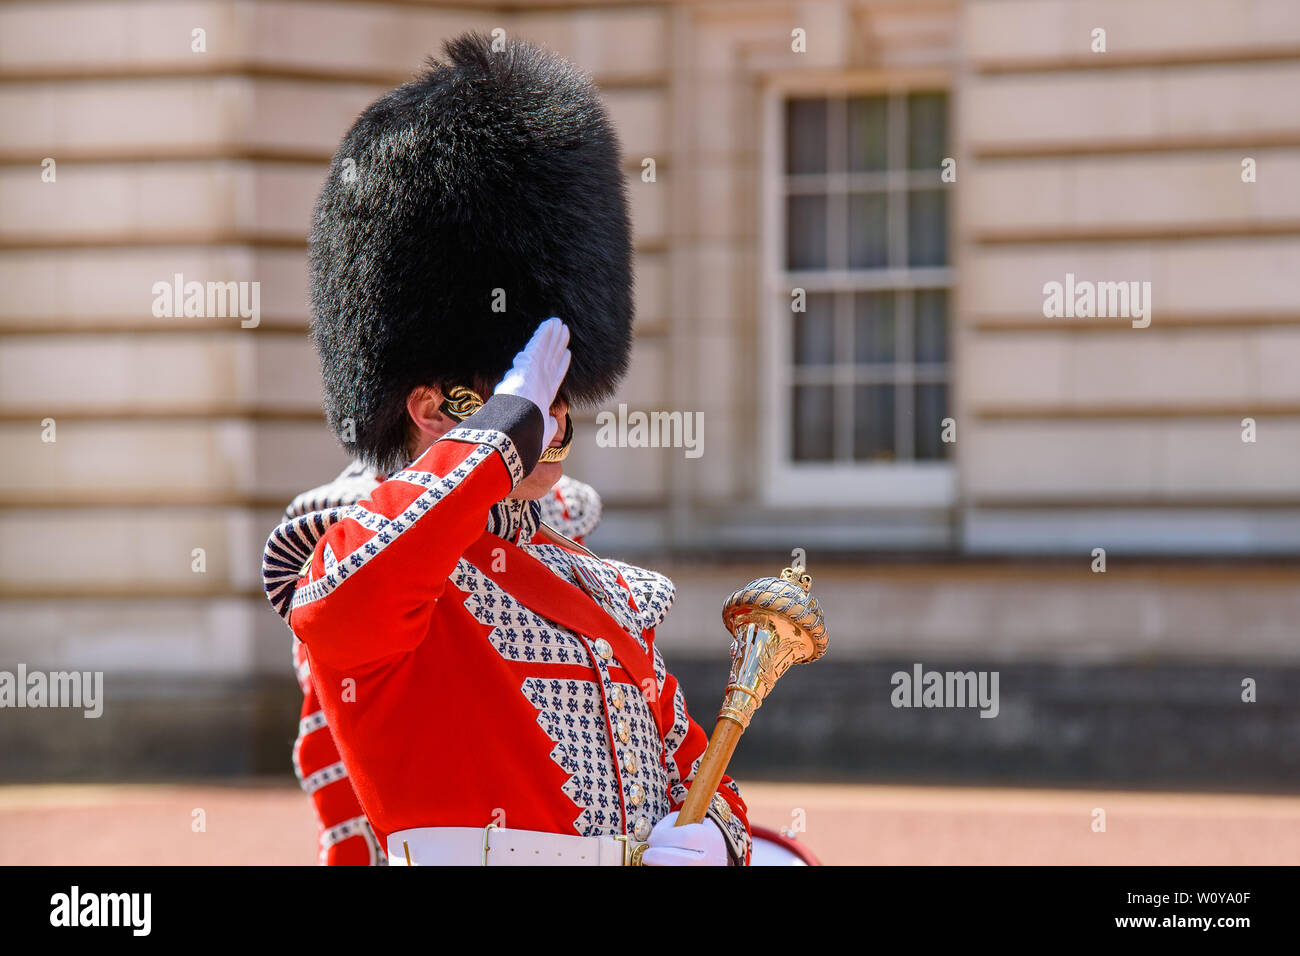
[288, 394, 543, 669]
[293, 664, 385, 865]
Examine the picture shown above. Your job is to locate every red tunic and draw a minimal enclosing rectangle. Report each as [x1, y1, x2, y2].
[271, 396, 750, 863]
[276, 471, 602, 865]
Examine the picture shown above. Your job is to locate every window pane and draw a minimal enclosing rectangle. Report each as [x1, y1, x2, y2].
[907, 189, 947, 266]
[907, 92, 948, 170]
[786, 99, 828, 174]
[854, 292, 896, 363]
[914, 289, 948, 363]
[913, 383, 949, 460]
[786, 194, 828, 269]
[792, 385, 835, 461]
[847, 96, 887, 172]
[847, 192, 887, 269]
[853, 385, 895, 461]
[794, 294, 835, 366]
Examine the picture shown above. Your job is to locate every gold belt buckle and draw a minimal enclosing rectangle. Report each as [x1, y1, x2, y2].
[615, 834, 648, 866]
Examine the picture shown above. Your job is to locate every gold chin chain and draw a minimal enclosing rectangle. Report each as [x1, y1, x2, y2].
[440, 385, 573, 463]
[539, 415, 573, 463]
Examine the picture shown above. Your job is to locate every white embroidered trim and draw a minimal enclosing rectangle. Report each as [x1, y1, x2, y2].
[264, 509, 348, 621]
[521, 676, 623, 836]
[291, 440, 506, 611]
[320, 815, 369, 848]
[318, 815, 385, 867]
[606, 680, 673, 833]
[299, 710, 328, 738]
[524, 545, 646, 645]
[302, 760, 350, 795]
[664, 681, 694, 805]
[454, 549, 677, 840]
[438, 426, 526, 488]
[604, 560, 675, 631]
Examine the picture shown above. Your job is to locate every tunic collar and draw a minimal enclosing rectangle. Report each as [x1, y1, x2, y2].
[486, 498, 541, 545]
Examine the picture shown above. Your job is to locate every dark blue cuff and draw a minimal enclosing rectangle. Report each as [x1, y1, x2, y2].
[447, 393, 545, 477]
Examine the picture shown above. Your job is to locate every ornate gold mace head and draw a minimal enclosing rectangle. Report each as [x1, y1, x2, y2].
[717, 566, 828, 730]
[672, 564, 830, 830]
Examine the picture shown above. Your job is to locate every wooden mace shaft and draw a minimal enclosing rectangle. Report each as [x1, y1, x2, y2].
[675, 716, 745, 825]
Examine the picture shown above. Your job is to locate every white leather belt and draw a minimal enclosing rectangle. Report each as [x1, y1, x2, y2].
[388, 824, 648, 866]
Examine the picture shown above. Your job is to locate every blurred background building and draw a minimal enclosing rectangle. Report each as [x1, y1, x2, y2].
[2, 0, 1298, 788]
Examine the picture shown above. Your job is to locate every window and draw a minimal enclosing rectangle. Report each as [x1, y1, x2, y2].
[765, 88, 954, 506]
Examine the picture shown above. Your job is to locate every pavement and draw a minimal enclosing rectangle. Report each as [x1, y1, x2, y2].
[1, 781, 1297, 865]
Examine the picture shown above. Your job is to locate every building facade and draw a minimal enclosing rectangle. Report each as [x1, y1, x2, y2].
[2, 0, 1298, 786]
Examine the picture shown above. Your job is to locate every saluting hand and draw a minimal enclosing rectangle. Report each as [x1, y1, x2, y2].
[493, 317, 572, 456]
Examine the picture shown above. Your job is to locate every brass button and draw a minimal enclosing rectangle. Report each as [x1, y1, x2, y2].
[616, 719, 630, 744]
[623, 753, 638, 774]
[629, 783, 645, 807]
[710, 793, 732, 822]
[611, 687, 626, 710]
[594, 639, 612, 661]
[633, 816, 651, 840]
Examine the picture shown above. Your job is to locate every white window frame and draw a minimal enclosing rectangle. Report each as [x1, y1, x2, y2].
[759, 71, 956, 509]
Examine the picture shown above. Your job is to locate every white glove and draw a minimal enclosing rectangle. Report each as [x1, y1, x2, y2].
[640, 811, 729, 866]
[493, 317, 571, 454]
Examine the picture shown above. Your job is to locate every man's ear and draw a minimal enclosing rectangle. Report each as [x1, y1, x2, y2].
[406, 385, 456, 445]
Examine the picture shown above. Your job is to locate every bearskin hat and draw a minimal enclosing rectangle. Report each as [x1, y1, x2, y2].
[308, 32, 634, 473]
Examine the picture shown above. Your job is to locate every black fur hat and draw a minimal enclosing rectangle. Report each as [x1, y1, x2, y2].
[308, 32, 634, 472]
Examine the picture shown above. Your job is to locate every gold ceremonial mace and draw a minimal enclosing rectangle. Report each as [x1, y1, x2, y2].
[675, 565, 829, 827]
